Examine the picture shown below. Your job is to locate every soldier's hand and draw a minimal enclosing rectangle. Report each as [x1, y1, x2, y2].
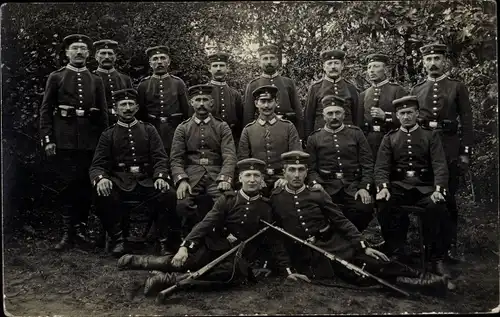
[226, 233, 238, 244]
[287, 273, 311, 283]
[154, 178, 170, 192]
[260, 179, 267, 188]
[370, 107, 386, 120]
[274, 178, 287, 189]
[311, 183, 324, 191]
[355, 189, 372, 204]
[430, 191, 445, 204]
[217, 181, 232, 191]
[45, 143, 56, 157]
[365, 247, 390, 262]
[96, 178, 113, 197]
[171, 246, 189, 268]
[176, 181, 192, 200]
[376, 188, 391, 201]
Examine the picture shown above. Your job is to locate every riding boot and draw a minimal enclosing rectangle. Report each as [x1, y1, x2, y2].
[74, 221, 92, 246]
[144, 272, 190, 296]
[110, 229, 126, 258]
[396, 272, 447, 294]
[117, 254, 173, 271]
[54, 213, 74, 251]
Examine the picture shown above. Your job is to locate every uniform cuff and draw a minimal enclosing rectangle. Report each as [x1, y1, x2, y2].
[359, 183, 371, 191]
[174, 174, 189, 186]
[41, 135, 52, 147]
[434, 185, 447, 196]
[217, 175, 232, 183]
[376, 183, 389, 192]
[384, 112, 393, 122]
[460, 145, 472, 155]
[154, 172, 171, 181]
[180, 240, 197, 251]
[92, 174, 109, 187]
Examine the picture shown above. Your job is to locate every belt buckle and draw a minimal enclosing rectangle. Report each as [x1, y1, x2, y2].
[129, 166, 140, 173]
[335, 172, 344, 179]
[266, 168, 274, 176]
[429, 121, 438, 128]
[160, 117, 168, 123]
[406, 170, 416, 177]
[373, 125, 381, 132]
[61, 109, 68, 117]
[276, 114, 283, 119]
[76, 109, 85, 117]
[199, 158, 209, 165]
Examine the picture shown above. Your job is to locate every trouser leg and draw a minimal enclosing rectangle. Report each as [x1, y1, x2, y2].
[176, 180, 206, 237]
[444, 161, 460, 260]
[340, 192, 374, 233]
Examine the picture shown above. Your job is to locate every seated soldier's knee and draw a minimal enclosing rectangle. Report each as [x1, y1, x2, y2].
[176, 197, 197, 218]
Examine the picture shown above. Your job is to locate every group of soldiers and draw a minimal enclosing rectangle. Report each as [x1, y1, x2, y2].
[39, 33, 473, 298]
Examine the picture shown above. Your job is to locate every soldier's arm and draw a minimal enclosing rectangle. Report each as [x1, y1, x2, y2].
[125, 75, 133, 89]
[456, 82, 474, 156]
[234, 90, 244, 136]
[242, 82, 255, 127]
[389, 85, 408, 126]
[180, 195, 229, 252]
[374, 134, 392, 190]
[39, 73, 58, 147]
[94, 77, 109, 128]
[136, 81, 148, 121]
[170, 125, 189, 186]
[430, 131, 449, 192]
[89, 129, 113, 187]
[217, 122, 236, 183]
[350, 84, 361, 126]
[148, 125, 170, 182]
[288, 79, 304, 140]
[178, 79, 191, 119]
[306, 134, 322, 185]
[237, 127, 251, 160]
[357, 130, 374, 191]
[358, 91, 366, 129]
[287, 123, 302, 151]
[303, 83, 316, 139]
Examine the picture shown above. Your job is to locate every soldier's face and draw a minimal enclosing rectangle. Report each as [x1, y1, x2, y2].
[259, 54, 279, 73]
[149, 53, 170, 74]
[283, 164, 308, 189]
[423, 54, 445, 77]
[367, 61, 387, 82]
[239, 170, 262, 193]
[255, 98, 277, 116]
[323, 106, 345, 129]
[396, 107, 419, 128]
[115, 99, 138, 121]
[66, 43, 89, 66]
[209, 62, 228, 80]
[95, 49, 116, 69]
[323, 59, 344, 78]
[190, 94, 214, 117]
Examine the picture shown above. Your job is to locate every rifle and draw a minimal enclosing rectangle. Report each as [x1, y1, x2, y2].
[260, 220, 410, 297]
[156, 225, 270, 304]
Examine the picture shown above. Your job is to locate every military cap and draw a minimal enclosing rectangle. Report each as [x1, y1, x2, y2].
[112, 88, 138, 102]
[321, 95, 346, 109]
[392, 95, 419, 111]
[146, 46, 169, 58]
[320, 49, 346, 62]
[257, 44, 279, 56]
[419, 43, 447, 56]
[252, 85, 279, 100]
[366, 53, 389, 64]
[281, 151, 310, 165]
[188, 84, 214, 99]
[63, 34, 93, 50]
[93, 39, 118, 52]
[208, 52, 230, 63]
[237, 158, 266, 174]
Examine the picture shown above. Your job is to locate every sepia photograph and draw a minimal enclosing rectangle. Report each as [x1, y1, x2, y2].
[1, 1, 498, 315]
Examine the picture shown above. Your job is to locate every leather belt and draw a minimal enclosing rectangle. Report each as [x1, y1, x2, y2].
[418, 119, 458, 133]
[116, 163, 149, 174]
[148, 113, 183, 123]
[391, 168, 433, 181]
[319, 170, 359, 180]
[189, 158, 221, 166]
[56, 105, 99, 118]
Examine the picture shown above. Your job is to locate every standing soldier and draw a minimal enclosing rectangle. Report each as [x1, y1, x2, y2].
[238, 85, 302, 196]
[39, 34, 108, 251]
[137, 46, 190, 154]
[92, 39, 133, 125]
[89, 89, 179, 257]
[171, 84, 237, 237]
[304, 49, 361, 139]
[207, 52, 243, 146]
[375, 96, 451, 278]
[410, 43, 473, 263]
[306, 96, 374, 232]
[359, 53, 408, 156]
[242, 44, 303, 140]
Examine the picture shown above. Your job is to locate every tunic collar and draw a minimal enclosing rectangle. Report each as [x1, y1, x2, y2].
[152, 73, 170, 79]
[372, 78, 389, 87]
[324, 123, 345, 134]
[427, 73, 448, 82]
[285, 185, 306, 195]
[261, 72, 280, 79]
[194, 115, 211, 125]
[239, 190, 262, 201]
[257, 116, 277, 126]
[117, 119, 138, 128]
[210, 79, 227, 86]
[66, 64, 88, 72]
[96, 67, 116, 74]
[400, 124, 419, 133]
[324, 76, 342, 84]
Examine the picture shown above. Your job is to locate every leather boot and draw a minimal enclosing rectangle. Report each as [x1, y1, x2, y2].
[118, 254, 172, 271]
[446, 244, 461, 264]
[54, 214, 74, 251]
[396, 272, 447, 293]
[74, 222, 92, 246]
[159, 239, 175, 256]
[95, 229, 106, 249]
[111, 230, 127, 258]
[144, 272, 190, 296]
[431, 260, 451, 279]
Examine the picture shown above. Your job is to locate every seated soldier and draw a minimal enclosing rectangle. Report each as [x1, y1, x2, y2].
[268, 150, 446, 290]
[306, 96, 375, 232]
[117, 158, 309, 296]
[171, 84, 237, 238]
[89, 88, 179, 257]
[375, 96, 451, 278]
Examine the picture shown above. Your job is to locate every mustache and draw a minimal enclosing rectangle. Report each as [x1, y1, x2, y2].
[430, 65, 439, 70]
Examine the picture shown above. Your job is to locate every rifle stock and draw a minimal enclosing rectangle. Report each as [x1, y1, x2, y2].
[260, 220, 410, 297]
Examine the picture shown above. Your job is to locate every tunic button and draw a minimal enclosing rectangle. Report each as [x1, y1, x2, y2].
[244, 214, 247, 217]
[305, 228, 309, 232]
[374, 98, 379, 101]
[129, 134, 132, 137]
[160, 100, 164, 103]
[302, 222, 306, 225]
[78, 83, 82, 86]
[132, 147, 135, 150]
[132, 153, 136, 156]
[409, 163, 412, 166]
[108, 79, 112, 82]
[295, 202, 299, 205]
[79, 100, 83, 103]
[432, 107, 438, 111]
[77, 78, 81, 81]
[130, 141, 134, 144]
[160, 85, 163, 88]
[339, 163, 342, 166]
[407, 134, 411, 136]
[246, 207, 249, 210]
[408, 151, 412, 154]
[133, 158, 137, 162]
[297, 209, 301, 212]
[247, 202, 250, 205]
[337, 157, 340, 159]
[407, 139, 411, 143]
[299, 216, 303, 219]
[408, 145, 412, 149]
[241, 221, 244, 224]
[78, 89, 82, 92]
[433, 101, 437, 104]
[221, 98, 224, 101]
[222, 109, 225, 112]
[294, 196, 298, 199]
[433, 95, 438, 98]
[335, 144, 339, 147]
[160, 90, 163, 93]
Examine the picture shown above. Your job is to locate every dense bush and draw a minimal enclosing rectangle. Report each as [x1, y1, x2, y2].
[1, 2, 497, 233]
